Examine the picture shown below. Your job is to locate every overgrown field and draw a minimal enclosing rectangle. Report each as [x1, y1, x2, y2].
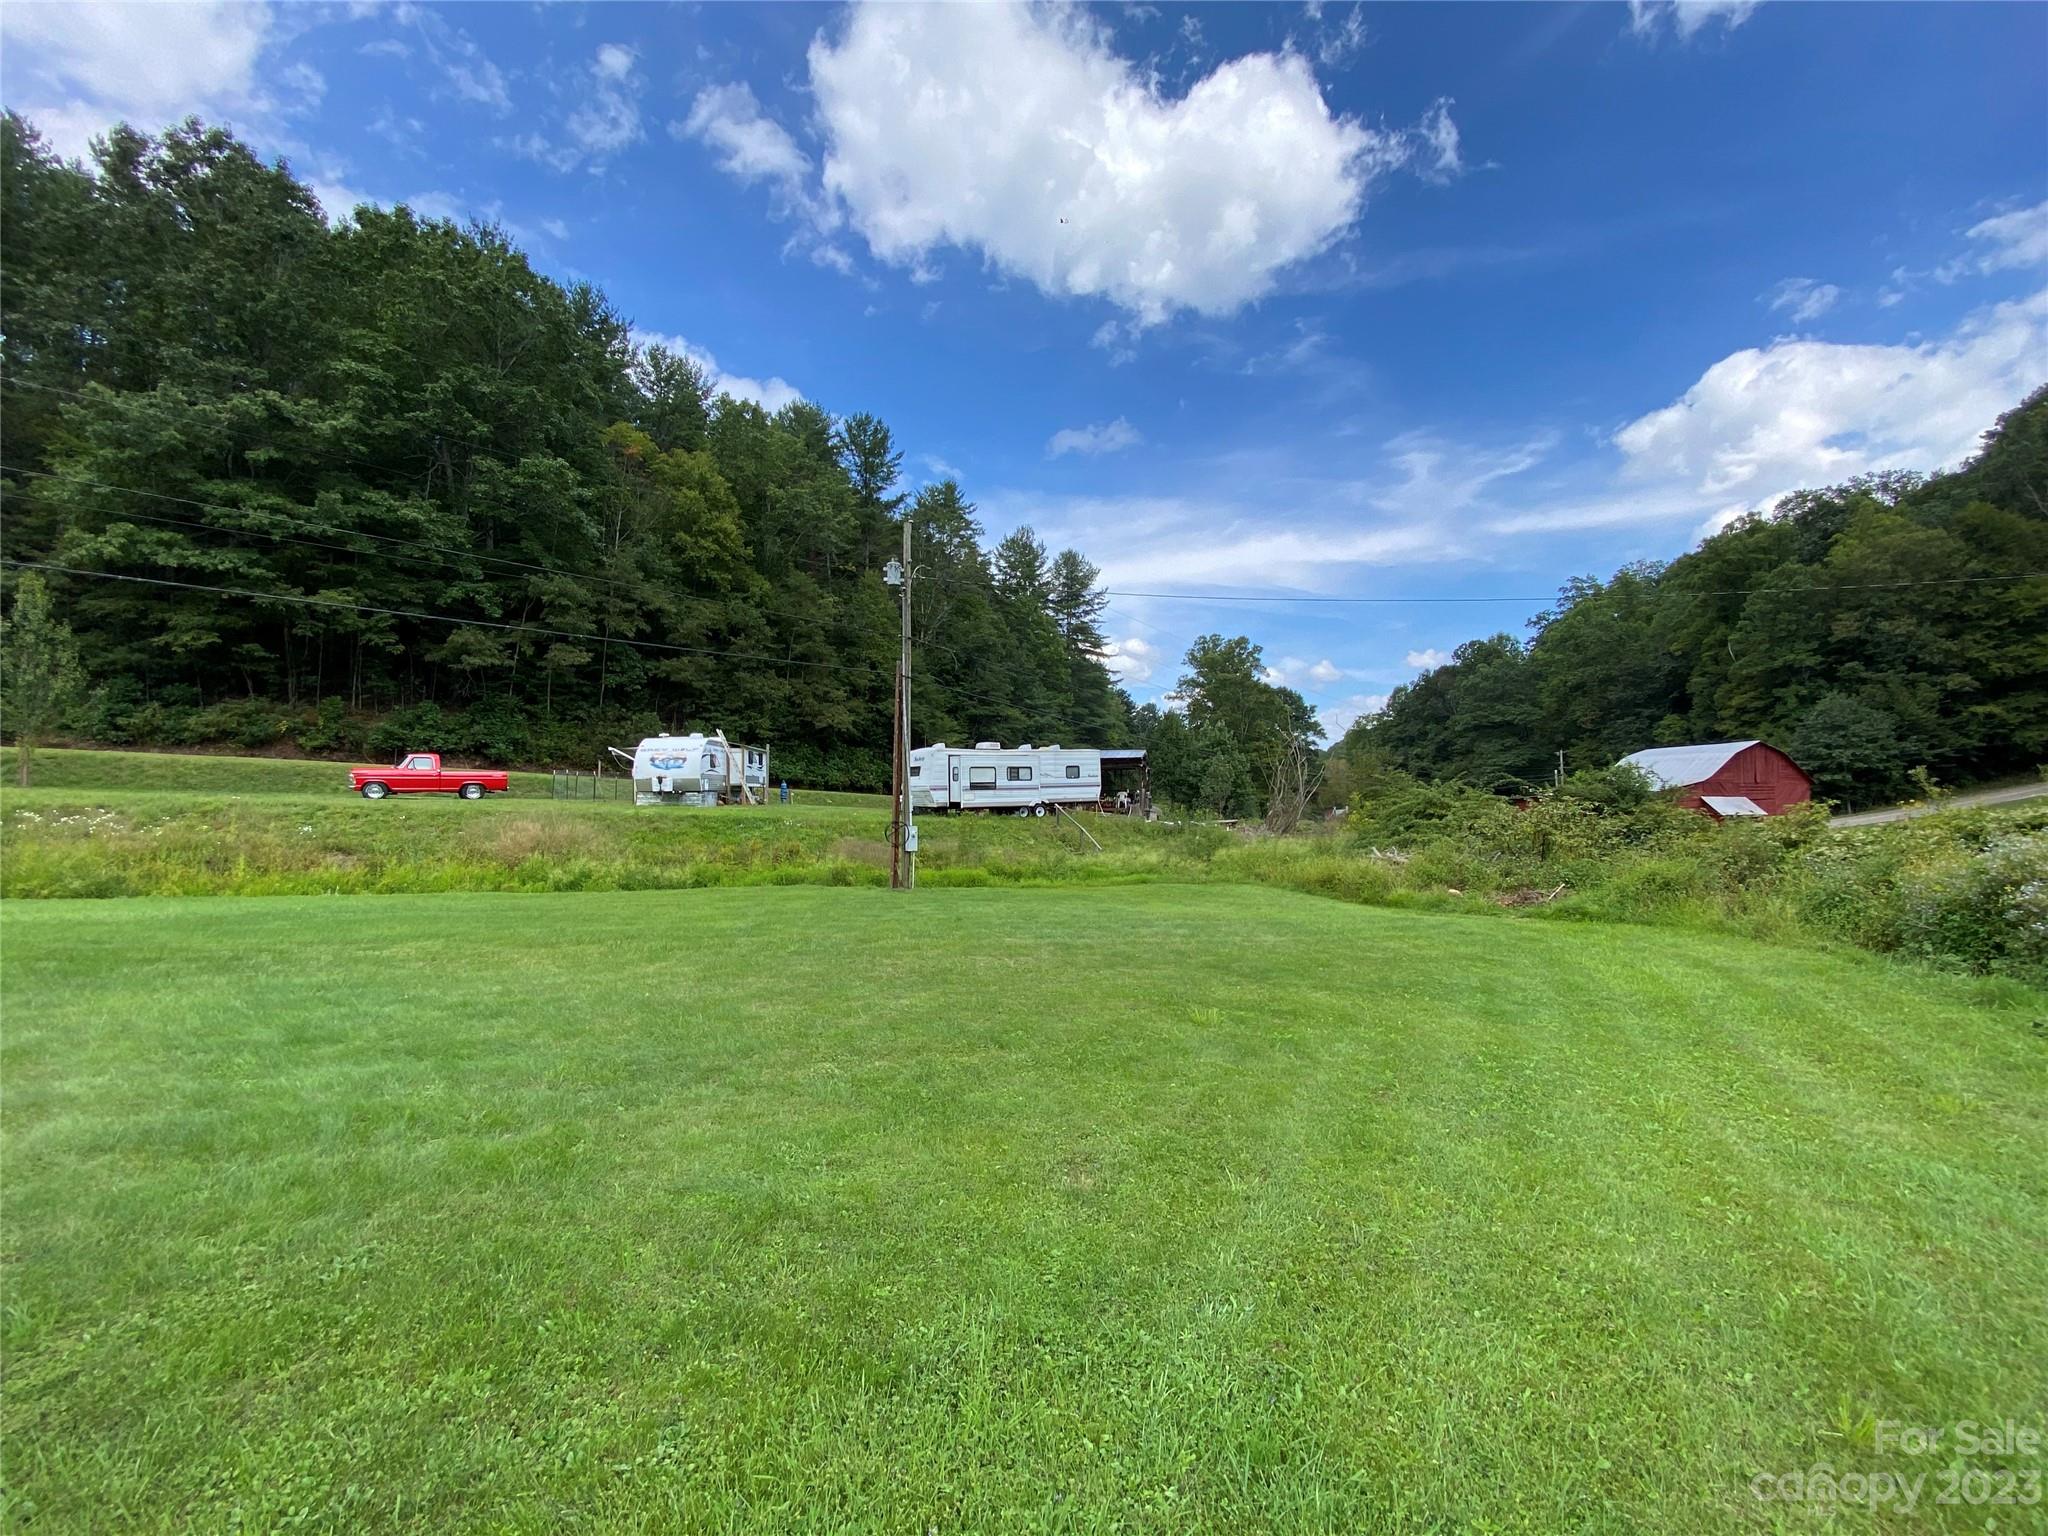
[4, 748, 2043, 985]
[4, 886, 2043, 1533]
[0, 746, 889, 807]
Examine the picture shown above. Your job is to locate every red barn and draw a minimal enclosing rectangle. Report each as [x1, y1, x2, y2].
[1615, 740, 1812, 818]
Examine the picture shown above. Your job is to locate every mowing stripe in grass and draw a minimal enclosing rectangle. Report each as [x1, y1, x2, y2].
[3, 886, 2042, 1531]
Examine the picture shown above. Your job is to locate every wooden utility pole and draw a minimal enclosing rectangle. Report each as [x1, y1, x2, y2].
[898, 513, 916, 889]
[887, 672, 904, 889]
[885, 518, 914, 889]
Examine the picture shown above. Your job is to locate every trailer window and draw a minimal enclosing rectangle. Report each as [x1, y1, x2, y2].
[1006, 766, 1033, 782]
[969, 767, 996, 788]
[910, 764, 921, 777]
[1066, 764, 1081, 778]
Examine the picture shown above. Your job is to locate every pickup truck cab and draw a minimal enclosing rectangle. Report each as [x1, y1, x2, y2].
[349, 753, 510, 800]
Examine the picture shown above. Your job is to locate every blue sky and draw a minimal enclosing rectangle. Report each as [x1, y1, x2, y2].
[4, 1, 2045, 733]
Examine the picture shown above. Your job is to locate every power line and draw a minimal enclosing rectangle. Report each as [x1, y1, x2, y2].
[0, 472, 1139, 723]
[0, 557, 1023, 714]
[1102, 574, 2045, 604]
[0, 461, 898, 648]
[1, 370, 555, 488]
[3, 461, 590, 587]
[13, 371, 2039, 608]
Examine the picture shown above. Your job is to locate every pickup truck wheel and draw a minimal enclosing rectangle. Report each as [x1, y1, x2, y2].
[459, 782, 485, 800]
[361, 782, 389, 800]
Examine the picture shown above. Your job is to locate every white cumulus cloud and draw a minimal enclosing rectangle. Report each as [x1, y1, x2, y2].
[631, 328, 802, 414]
[1404, 649, 1450, 671]
[1611, 287, 2047, 507]
[1318, 692, 1389, 738]
[1485, 286, 2047, 537]
[1047, 418, 1142, 458]
[1102, 635, 1160, 685]
[792, 3, 1414, 323]
[0, 0, 302, 158]
[1264, 656, 1351, 688]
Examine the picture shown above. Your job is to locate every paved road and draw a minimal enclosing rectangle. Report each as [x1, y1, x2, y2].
[1832, 780, 2048, 826]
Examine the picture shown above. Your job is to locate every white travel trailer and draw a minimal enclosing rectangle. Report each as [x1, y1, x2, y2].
[909, 742, 1123, 815]
[608, 732, 769, 806]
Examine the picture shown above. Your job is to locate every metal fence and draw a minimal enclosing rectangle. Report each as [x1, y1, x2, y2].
[551, 768, 633, 802]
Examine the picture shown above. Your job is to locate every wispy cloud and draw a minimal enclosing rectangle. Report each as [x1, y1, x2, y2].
[1047, 418, 1142, 458]
[1626, 0, 1761, 42]
[1762, 276, 1839, 323]
[1937, 199, 2048, 282]
[508, 43, 642, 172]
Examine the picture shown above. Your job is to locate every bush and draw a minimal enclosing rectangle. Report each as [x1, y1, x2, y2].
[453, 697, 532, 764]
[368, 702, 449, 759]
[74, 679, 144, 744]
[295, 697, 367, 756]
[187, 698, 294, 750]
[1895, 830, 2048, 983]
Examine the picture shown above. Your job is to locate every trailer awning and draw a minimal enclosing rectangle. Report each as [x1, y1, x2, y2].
[1099, 749, 1147, 763]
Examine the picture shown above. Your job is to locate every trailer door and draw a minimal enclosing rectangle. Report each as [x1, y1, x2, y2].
[962, 758, 1000, 810]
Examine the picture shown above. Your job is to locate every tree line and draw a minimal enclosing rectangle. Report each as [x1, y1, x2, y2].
[1337, 390, 2048, 808]
[0, 114, 1144, 788]
[14, 114, 2029, 813]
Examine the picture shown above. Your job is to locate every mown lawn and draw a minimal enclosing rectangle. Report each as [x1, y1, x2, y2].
[3, 886, 2042, 1532]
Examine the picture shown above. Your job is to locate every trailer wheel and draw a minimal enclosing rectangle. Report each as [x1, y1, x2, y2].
[1032, 803, 1047, 817]
[459, 782, 485, 800]
[361, 782, 389, 800]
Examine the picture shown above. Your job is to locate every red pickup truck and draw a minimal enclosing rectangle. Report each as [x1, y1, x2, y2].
[349, 753, 509, 800]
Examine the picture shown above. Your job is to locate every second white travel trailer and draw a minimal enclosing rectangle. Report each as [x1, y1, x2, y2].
[607, 731, 769, 806]
[908, 742, 1146, 815]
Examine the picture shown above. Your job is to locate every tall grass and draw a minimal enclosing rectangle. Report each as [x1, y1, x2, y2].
[3, 772, 2042, 984]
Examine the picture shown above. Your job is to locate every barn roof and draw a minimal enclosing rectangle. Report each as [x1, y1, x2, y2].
[1617, 741, 1762, 788]
[1700, 795, 1768, 817]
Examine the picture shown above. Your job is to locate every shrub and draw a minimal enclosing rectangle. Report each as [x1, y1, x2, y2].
[74, 679, 144, 744]
[453, 697, 532, 764]
[295, 697, 367, 756]
[1896, 830, 2048, 983]
[368, 702, 449, 759]
[187, 698, 294, 750]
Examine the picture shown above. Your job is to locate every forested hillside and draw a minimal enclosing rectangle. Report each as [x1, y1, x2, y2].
[0, 115, 1130, 786]
[1341, 391, 2048, 807]
[5, 114, 2042, 808]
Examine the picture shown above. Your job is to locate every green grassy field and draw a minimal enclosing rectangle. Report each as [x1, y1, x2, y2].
[0, 746, 891, 808]
[3, 885, 2043, 1532]
[0, 783, 1194, 899]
